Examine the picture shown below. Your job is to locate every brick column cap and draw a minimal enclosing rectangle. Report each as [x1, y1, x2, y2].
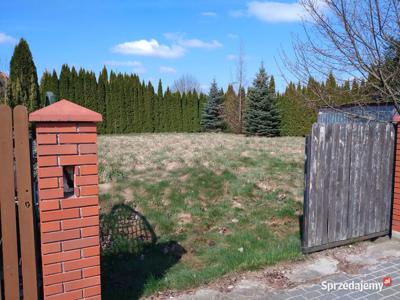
[29, 99, 102, 122]
[393, 114, 400, 123]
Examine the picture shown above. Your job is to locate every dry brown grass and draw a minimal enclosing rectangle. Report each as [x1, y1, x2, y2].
[99, 133, 304, 193]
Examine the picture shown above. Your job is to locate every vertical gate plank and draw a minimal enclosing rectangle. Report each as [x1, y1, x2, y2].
[379, 124, 388, 232]
[316, 124, 328, 246]
[363, 124, 375, 236]
[307, 123, 319, 247]
[14, 106, 38, 300]
[339, 123, 352, 241]
[371, 124, 384, 233]
[358, 124, 369, 237]
[348, 124, 360, 238]
[327, 124, 339, 243]
[309, 124, 320, 247]
[0, 105, 20, 299]
[381, 124, 395, 231]
[302, 135, 311, 249]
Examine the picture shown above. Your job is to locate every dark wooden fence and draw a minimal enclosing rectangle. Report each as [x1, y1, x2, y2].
[302, 123, 395, 253]
[0, 105, 38, 299]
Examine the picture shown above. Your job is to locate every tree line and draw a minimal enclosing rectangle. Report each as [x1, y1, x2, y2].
[2, 38, 386, 137]
[40, 65, 206, 134]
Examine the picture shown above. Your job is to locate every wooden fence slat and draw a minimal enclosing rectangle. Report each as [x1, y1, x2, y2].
[315, 124, 326, 246]
[0, 105, 20, 299]
[381, 124, 395, 232]
[308, 123, 320, 247]
[327, 124, 339, 243]
[357, 124, 368, 237]
[14, 106, 38, 300]
[383, 124, 395, 231]
[348, 124, 359, 238]
[363, 124, 375, 236]
[302, 135, 311, 249]
[339, 123, 352, 241]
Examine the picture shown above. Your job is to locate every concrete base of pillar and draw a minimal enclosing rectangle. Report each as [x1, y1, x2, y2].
[392, 231, 400, 240]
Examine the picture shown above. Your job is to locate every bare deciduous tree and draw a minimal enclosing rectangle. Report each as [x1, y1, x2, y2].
[172, 74, 201, 94]
[281, 0, 400, 118]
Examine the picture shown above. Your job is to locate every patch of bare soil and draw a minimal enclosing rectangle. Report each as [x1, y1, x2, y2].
[99, 183, 113, 194]
[327, 244, 367, 274]
[177, 213, 192, 225]
[255, 180, 275, 192]
[180, 173, 189, 182]
[232, 198, 243, 209]
[240, 151, 252, 157]
[265, 216, 293, 227]
[166, 161, 181, 171]
[123, 188, 133, 202]
[336, 260, 364, 274]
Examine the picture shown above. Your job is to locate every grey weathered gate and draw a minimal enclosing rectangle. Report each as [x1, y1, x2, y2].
[302, 122, 395, 253]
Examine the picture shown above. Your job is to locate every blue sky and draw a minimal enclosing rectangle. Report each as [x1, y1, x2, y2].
[0, 0, 308, 92]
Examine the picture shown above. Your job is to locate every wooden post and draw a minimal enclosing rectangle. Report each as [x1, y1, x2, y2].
[0, 105, 20, 299]
[30, 100, 102, 299]
[14, 106, 39, 300]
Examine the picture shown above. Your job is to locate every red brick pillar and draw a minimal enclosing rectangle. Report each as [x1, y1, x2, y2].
[29, 100, 102, 300]
[392, 116, 400, 237]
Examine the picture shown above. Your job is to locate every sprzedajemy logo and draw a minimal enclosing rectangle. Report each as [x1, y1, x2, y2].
[321, 277, 390, 293]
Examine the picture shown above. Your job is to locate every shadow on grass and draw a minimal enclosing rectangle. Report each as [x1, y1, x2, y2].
[100, 204, 185, 300]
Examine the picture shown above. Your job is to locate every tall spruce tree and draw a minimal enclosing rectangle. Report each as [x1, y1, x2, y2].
[6, 38, 40, 111]
[244, 64, 280, 136]
[201, 80, 225, 131]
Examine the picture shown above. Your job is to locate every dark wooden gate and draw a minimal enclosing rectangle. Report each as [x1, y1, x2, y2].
[0, 105, 38, 299]
[302, 122, 395, 253]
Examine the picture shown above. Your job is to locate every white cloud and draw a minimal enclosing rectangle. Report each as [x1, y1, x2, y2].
[159, 66, 177, 74]
[201, 11, 217, 17]
[164, 33, 223, 49]
[104, 60, 143, 67]
[231, 1, 323, 23]
[248, 1, 305, 22]
[113, 34, 222, 60]
[113, 39, 185, 59]
[228, 33, 239, 39]
[0, 32, 17, 44]
[227, 54, 237, 61]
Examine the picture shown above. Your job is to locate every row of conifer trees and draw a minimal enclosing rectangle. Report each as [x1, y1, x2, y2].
[40, 65, 207, 134]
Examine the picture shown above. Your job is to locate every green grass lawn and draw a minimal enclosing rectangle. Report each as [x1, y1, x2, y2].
[98, 133, 305, 299]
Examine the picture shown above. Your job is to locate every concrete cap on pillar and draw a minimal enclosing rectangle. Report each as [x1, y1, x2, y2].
[29, 99, 102, 122]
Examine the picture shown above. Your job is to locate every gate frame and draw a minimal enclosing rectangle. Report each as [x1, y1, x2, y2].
[302, 122, 395, 254]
